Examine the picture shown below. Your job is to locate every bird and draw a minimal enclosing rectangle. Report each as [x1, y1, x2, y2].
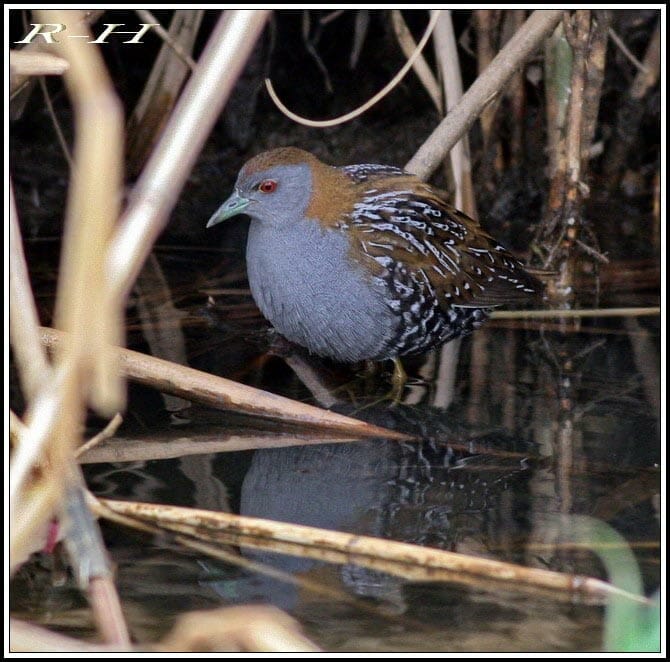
[207, 147, 541, 395]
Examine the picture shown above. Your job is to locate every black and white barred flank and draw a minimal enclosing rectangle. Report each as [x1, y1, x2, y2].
[338, 165, 541, 357]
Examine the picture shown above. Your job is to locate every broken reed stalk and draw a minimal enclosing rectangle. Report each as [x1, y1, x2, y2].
[39, 326, 413, 441]
[99, 498, 648, 605]
[61, 477, 130, 648]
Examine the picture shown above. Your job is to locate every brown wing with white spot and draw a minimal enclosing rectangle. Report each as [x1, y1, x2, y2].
[347, 178, 541, 311]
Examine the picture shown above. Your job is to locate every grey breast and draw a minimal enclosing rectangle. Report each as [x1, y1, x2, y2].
[245, 215, 397, 362]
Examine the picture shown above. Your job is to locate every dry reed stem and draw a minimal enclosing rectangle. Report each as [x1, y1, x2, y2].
[607, 26, 648, 72]
[9, 354, 82, 572]
[78, 430, 367, 464]
[38, 9, 125, 415]
[9, 50, 68, 76]
[301, 11, 334, 93]
[406, 10, 564, 180]
[8, 369, 61, 508]
[87, 576, 132, 649]
[430, 9, 474, 409]
[490, 306, 660, 320]
[75, 413, 124, 458]
[127, 10, 204, 175]
[40, 326, 413, 441]
[282, 353, 342, 409]
[106, 10, 271, 303]
[432, 338, 460, 409]
[8, 409, 27, 448]
[77, 427, 533, 465]
[11, 11, 130, 645]
[625, 18, 661, 100]
[540, 10, 610, 297]
[92, 497, 619, 607]
[91, 496, 411, 625]
[432, 9, 476, 217]
[100, 498, 646, 604]
[350, 10, 370, 69]
[564, 11, 589, 187]
[60, 466, 130, 646]
[10, 468, 62, 572]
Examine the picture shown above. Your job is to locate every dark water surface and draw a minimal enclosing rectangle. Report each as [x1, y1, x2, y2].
[12, 301, 660, 652]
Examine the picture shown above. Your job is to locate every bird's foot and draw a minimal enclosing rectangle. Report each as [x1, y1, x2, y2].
[388, 357, 407, 405]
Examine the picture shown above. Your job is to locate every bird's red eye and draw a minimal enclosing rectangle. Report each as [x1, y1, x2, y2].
[258, 179, 277, 193]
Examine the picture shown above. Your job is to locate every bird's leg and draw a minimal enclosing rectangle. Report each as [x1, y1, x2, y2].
[390, 357, 407, 403]
[347, 358, 408, 411]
